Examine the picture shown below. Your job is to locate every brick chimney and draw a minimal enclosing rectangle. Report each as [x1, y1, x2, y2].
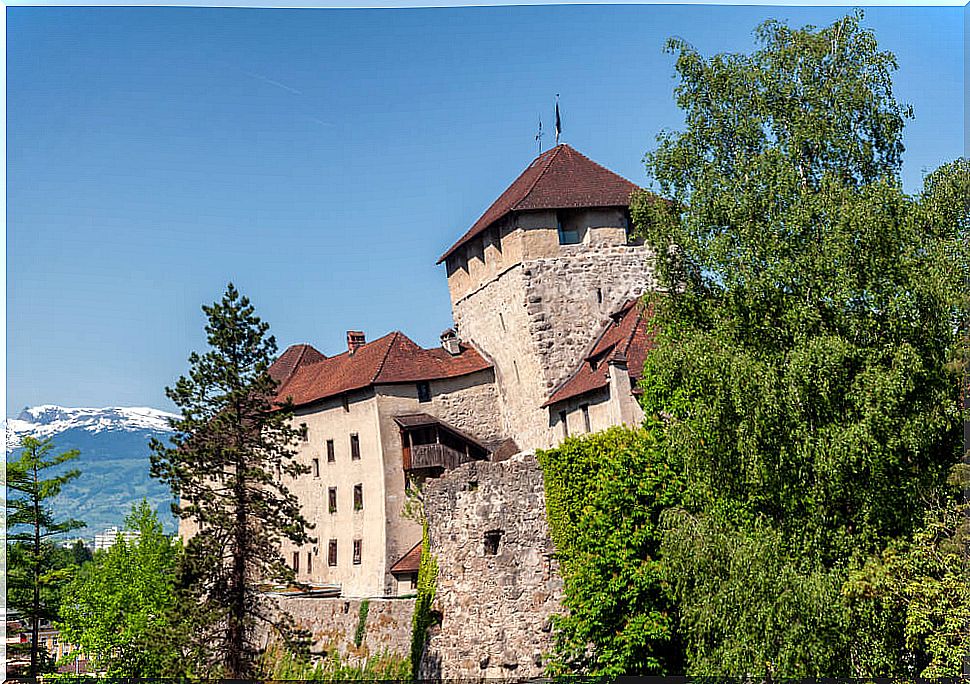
[347, 331, 366, 355]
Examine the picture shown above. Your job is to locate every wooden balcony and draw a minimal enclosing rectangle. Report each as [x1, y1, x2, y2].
[409, 442, 475, 471]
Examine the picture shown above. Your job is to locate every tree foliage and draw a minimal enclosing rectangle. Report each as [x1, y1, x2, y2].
[538, 427, 685, 678]
[6, 435, 85, 677]
[57, 501, 185, 677]
[149, 283, 314, 678]
[624, 12, 968, 676]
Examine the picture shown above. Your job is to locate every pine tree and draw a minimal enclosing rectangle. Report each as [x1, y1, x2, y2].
[6, 435, 85, 678]
[150, 283, 314, 678]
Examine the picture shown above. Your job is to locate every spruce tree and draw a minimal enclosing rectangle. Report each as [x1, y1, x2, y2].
[150, 283, 313, 678]
[6, 435, 85, 678]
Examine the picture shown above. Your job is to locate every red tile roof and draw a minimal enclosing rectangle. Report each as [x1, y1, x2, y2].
[389, 541, 422, 576]
[272, 333, 492, 408]
[270, 344, 327, 385]
[437, 144, 640, 264]
[543, 299, 655, 407]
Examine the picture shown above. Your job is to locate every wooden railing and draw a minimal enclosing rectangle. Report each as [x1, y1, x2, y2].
[409, 443, 473, 471]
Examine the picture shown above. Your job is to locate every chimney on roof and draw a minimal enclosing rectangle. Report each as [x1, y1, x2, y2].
[347, 331, 366, 355]
[440, 328, 461, 356]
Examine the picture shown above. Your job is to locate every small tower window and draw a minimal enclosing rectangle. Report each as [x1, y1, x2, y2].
[327, 439, 335, 463]
[581, 404, 591, 433]
[312, 458, 320, 477]
[354, 483, 363, 511]
[292, 551, 300, 572]
[307, 551, 313, 573]
[557, 212, 581, 245]
[560, 410, 569, 438]
[328, 487, 337, 514]
[353, 539, 363, 565]
[342, 395, 350, 412]
[484, 530, 503, 556]
[328, 539, 337, 566]
[417, 381, 431, 403]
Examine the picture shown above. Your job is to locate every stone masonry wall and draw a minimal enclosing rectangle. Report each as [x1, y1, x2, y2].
[264, 596, 414, 665]
[523, 244, 656, 391]
[453, 243, 655, 450]
[421, 453, 562, 680]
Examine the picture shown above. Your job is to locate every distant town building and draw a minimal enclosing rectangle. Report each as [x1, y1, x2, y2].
[93, 526, 139, 552]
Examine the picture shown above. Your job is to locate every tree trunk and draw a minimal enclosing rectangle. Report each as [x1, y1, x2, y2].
[30, 461, 40, 679]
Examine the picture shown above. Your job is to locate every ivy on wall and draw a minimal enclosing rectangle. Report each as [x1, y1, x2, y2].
[354, 599, 370, 648]
[409, 520, 438, 681]
[537, 427, 686, 679]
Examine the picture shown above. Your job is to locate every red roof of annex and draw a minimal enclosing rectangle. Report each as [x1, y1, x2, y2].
[543, 299, 655, 407]
[437, 144, 640, 264]
[271, 332, 491, 409]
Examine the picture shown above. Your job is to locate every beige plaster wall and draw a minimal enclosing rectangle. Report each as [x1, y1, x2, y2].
[282, 389, 387, 598]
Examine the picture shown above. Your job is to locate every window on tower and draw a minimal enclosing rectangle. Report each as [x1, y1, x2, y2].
[557, 211, 581, 245]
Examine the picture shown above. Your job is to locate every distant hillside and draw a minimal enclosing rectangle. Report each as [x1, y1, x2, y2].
[5, 405, 179, 535]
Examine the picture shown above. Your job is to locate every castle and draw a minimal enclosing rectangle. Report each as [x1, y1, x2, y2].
[260, 143, 658, 599]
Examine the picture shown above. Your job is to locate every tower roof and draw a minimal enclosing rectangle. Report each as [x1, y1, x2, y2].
[437, 144, 640, 265]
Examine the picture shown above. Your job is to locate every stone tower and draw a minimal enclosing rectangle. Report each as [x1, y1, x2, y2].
[438, 144, 656, 450]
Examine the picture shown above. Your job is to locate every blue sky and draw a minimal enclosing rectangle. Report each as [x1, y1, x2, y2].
[6, 4, 965, 415]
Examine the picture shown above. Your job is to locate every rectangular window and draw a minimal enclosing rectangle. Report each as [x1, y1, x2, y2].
[354, 483, 363, 511]
[312, 458, 320, 477]
[353, 539, 362, 565]
[557, 212, 581, 245]
[328, 539, 337, 566]
[307, 551, 313, 573]
[328, 487, 337, 514]
[326, 439, 335, 463]
[581, 404, 591, 433]
[350, 433, 360, 460]
[292, 551, 300, 572]
[416, 381, 431, 403]
[560, 410, 569, 438]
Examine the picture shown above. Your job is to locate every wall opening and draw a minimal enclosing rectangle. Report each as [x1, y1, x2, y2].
[484, 529, 503, 556]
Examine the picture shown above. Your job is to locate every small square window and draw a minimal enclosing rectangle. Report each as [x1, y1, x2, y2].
[326, 439, 335, 463]
[417, 381, 431, 403]
[328, 539, 337, 566]
[484, 530, 503, 556]
[328, 487, 337, 514]
[354, 484, 363, 511]
[353, 539, 362, 565]
[557, 212, 581, 245]
[351, 434, 360, 460]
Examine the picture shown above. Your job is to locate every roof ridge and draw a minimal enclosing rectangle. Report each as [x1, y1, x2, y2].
[371, 331, 402, 384]
[512, 145, 565, 212]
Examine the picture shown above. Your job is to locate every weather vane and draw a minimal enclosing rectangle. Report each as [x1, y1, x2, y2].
[535, 116, 543, 154]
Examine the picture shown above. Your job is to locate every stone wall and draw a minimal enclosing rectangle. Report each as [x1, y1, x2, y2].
[421, 452, 562, 680]
[453, 242, 655, 450]
[265, 595, 414, 664]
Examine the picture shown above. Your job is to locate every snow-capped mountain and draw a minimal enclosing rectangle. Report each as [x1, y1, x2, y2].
[6, 405, 180, 534]
[6, 405, 176, 450]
